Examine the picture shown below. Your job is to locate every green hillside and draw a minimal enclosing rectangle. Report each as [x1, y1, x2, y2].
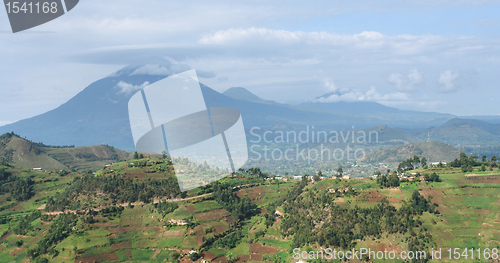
[360, 141, 460, 164]
[0, 133, 134, 172]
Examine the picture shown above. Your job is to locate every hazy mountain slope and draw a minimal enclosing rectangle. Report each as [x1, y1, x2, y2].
[0, 66, 167, 150]
[441, 118, 500, 136]
[201, 84, 367, 130]
[222, 87, 270, 103]
[360, 141, 460, 163]
[361, 125, 423, 145]
[302, 91, 451, 117]
[418, 121, 500, 145]
[301, 100, 404, 114]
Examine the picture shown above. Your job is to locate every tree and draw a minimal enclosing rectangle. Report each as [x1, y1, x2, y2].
[413, 155, 420, 169]
[139, 153, 144, 159]
[189, 252, 201, 261]
[430, 172, 441, 182]
[423, 174, 430, 182]
[133, 151, 139, 159]
[481, 164, 486, 172]
[459, 151, 468, 165]
[313, 174, 321, 182]
[170, 251, 180, 260]
[470, 155, 478, 166]
[482, 155, 487, 163]
[337, 167, 343, 177]
[421, 157, 427, 167]
[226, 252, 238, 263]
[492, 155, 497, 163]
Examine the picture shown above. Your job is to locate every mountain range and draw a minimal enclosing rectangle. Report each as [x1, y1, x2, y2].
[1, 62, 499, 153]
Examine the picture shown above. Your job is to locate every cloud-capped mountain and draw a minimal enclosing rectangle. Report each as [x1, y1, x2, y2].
[0, 63, 462, 151]
[0, 62, 185, 150]
[222, 87, 281, 106]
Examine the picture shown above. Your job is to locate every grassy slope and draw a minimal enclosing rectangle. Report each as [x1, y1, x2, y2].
[1, 136, 67, 171]
[45, 145, 134, 172]
[0, 134, 134, 172]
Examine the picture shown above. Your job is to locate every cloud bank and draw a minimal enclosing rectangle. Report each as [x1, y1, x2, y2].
[314, 86, 409, 103]
[388, 68, 424, 92]
[115, 81, 150, 95]
[438, 70, 460, 92]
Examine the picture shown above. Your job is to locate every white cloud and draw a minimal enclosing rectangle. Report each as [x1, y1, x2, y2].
[130, 63, 191, 76]
[115, 81, 150, 95]
[314, 86, 408, 103]
[323, 78, 338, 92]
[438, 70, 460, 92]
[131, 64, 171, 76]
[388, 68, 424, 92]
[198, 28, 437, 54]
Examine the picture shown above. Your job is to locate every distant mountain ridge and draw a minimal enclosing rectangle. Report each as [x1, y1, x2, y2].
[440, 118, 500, 135]
[302, 100, 407, 114]
[222, 87, 270, 103]
[416, 118, 500, 145]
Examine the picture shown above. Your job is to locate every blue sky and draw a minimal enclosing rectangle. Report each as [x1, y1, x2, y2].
[281, 4, 500, 37]
[1, 0, 500, 126]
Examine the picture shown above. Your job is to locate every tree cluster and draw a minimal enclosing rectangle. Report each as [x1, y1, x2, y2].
[397, 155, 427, 173]
[45, 174, 180, 212]
[0, 167, 34, 201]
[423, 172, 441, 182]
[280, 186, 436, 259]
[14, 210, 41, 235]
[28, 213, 78, 260]
[155, 200, 178, 217]
[212, 182, 255, 221]
[449, 152, 498, 172]
[376, 173, 400, 188]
